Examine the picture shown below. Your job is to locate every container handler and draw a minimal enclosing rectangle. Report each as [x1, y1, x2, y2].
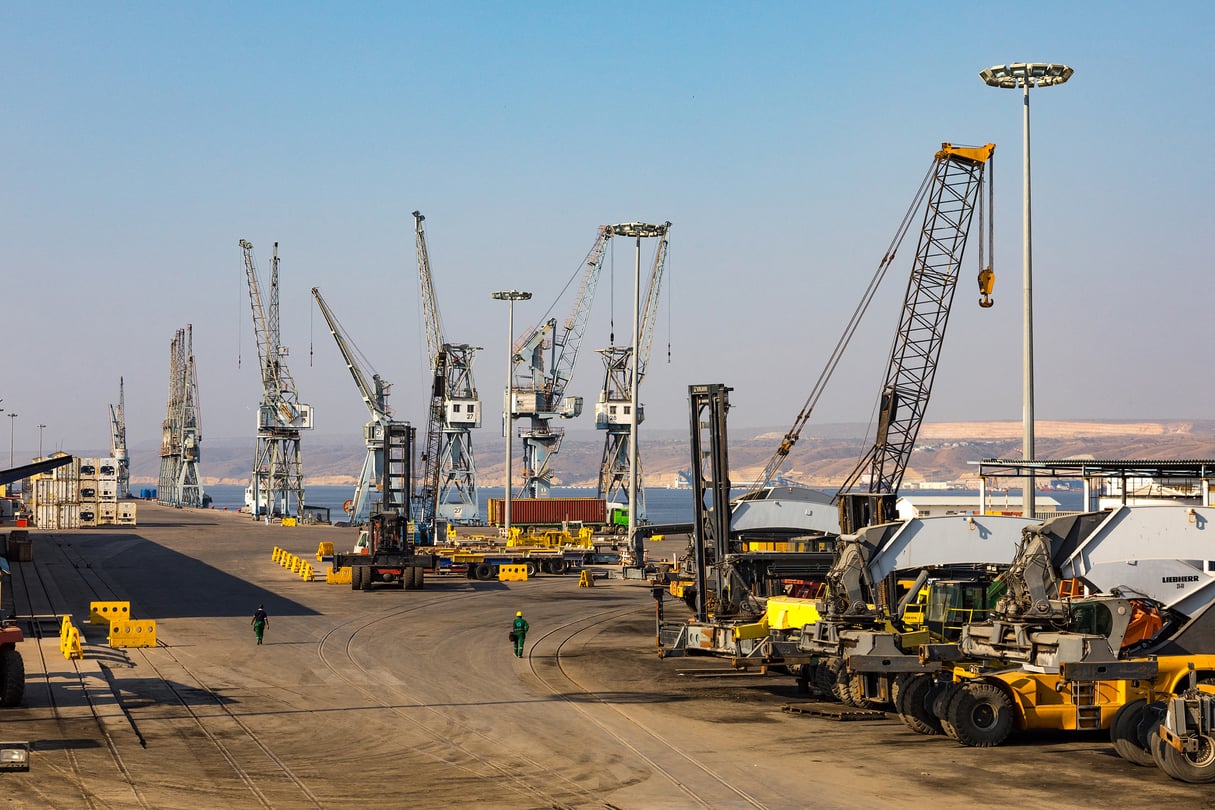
[0, 561, 24, 706]
[897, 506, 1215, 748]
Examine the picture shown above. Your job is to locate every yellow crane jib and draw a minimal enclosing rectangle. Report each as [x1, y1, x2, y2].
[937, 142, 996, 164]
[978, 266, 995, 308]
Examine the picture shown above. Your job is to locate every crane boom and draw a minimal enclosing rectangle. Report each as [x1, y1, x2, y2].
[412, 211, 481, 531]
[311, 287, 390, 422]
[747, 144, 994, 522]
[510, 226, 611, 498]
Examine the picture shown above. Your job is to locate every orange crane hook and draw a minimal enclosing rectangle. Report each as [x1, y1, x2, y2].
[977, 266, 995, 308]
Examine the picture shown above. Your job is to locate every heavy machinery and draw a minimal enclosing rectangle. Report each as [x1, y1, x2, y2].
[594, 222, 672, 534]
[413, 211, 482, 533]
[311, 286, 410, 525]
[332, 423, 437, 590]
[510, 227, 611, 498]
[658, 142, 998, 662]
[109, 377, 130, 499]
[241, 240, 313, 519]
[897, 506, 1215, 747]
[157, 325, 206, 508]
[1151, 672, 1215, 783]
[0, 560, 24, 707]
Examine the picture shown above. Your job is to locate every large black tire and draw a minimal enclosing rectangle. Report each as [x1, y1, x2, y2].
[350, 567, 360, 590]
[945, 682, 1015, 748]
[1152, 725, 1215, 783]
[474, 563, 494, 581]
[814, 658, 841, 700]
[0, 648, 24, 707]
[1110, 699, 1156, 767]
[549, 558, 566, 575]
[414, 566, 426, 590]
[403, 566, 419, 590]
[895, 674, 944, 736]
[360, 566, 373, 591]
[524, 561, 539, 578]
[933, 682, 966, 741]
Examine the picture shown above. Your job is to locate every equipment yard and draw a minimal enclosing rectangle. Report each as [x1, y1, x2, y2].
[0, 504, 1208, 809]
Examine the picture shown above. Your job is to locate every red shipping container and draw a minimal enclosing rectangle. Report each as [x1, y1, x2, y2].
[487, 497, 607, 527]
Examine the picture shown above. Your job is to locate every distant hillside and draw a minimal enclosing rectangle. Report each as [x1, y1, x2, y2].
[123, 419, 1215, 489]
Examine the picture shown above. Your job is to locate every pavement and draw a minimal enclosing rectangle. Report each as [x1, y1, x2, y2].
[0, 502, 1209, 809]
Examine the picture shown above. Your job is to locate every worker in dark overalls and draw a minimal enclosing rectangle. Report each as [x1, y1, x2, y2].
[511, 611, 529, 657]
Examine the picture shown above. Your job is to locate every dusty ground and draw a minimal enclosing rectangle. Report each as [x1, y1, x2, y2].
[1, 503, 1212, 809]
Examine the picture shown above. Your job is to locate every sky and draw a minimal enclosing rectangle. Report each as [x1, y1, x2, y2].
[3, 2, 1213, 462]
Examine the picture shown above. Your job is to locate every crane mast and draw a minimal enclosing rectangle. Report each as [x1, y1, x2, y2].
[157, 326, 204, 508]
[595, 221, 671, 520]
[241, 239, 311, 520]
[834, 143, 994, 532]
[510, 226, 611, 498]
[109, 376, 130, 499]
[311, 286, 405, 524]
[413, 211, 481, 533]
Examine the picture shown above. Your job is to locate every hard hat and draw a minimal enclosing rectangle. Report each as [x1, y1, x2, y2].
[516, 611, 522, 616]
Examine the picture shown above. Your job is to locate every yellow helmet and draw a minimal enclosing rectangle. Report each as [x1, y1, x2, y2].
[516, 611, 522, 617]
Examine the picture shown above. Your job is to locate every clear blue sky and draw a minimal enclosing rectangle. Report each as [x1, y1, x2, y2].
[3, 2, 1212, 460]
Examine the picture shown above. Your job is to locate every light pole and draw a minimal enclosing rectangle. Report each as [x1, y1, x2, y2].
[491, 290, 531, 539]
[7, 413, 17, 467]
[37, 424, 45, 458]
[980, 61, 1073, 519]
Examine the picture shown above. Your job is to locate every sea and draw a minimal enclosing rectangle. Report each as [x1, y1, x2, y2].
[194, 484, 1085, 525]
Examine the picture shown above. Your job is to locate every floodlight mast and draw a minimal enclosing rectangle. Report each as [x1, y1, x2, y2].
[980, 62, 1072, 519]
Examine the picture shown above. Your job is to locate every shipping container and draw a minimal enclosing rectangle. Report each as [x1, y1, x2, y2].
[487, 497, 607, 527]
[99, 503, 117, 520]
[98, 482, 118, 501]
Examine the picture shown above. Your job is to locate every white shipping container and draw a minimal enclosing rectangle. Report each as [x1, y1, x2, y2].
[98, 482, 118, 501]
[118, 502, 137, 519]
[78, 459, 99, 480]
[79, 483, 100, 501]
[99, 503, 117, 520]
[58, 503, 80, 529]
[98, 458, 118, 477]
[35, 502, 81, 529]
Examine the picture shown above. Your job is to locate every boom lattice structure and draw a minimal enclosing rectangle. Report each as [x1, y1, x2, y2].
[157, 326, 204, 508]
[510, 227, 611, 498]
[109, 376, 130, 499]
[241, 239, 312, 519]
[414, 211, 481, 532]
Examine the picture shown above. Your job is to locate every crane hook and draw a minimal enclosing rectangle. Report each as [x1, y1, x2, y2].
[977, 266, 995, 308]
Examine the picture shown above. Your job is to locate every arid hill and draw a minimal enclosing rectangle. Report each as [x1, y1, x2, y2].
[126, 420, 1215, 489]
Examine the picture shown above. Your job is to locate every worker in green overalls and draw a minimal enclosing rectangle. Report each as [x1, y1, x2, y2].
[251, 604, 269, 645]
[511, 611, 529, 657]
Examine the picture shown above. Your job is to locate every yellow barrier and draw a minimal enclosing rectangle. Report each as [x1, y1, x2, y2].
[316, 541, 334, 560]
[578, 570, 594, 588]
[108, 619, 157, 648]
[300, 562, 314, 581]
[272, 546, 283, 562]
[61, 622, 83, 660]
[282, 517, 297, 527]
[291, 556, 303, 574]
[89, 601, 131, 626]
[326, 565, 352, 584]
[284, 553, 296, 569]
[447, 523, 458, 542]
[498, 564, 528, 582]
[651, 534, 665, 543]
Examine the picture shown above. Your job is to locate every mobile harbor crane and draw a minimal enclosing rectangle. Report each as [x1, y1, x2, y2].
[413, 211, 482, 536]
[658, 142, 998, 663]
[893, 506, 1215, 748]
[241, 240, 312, 519]
[311, 286, 409, 526]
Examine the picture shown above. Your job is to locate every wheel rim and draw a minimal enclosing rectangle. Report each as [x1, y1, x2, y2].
[971, 702, 997, 730]
[1189, 735, 1215, 768]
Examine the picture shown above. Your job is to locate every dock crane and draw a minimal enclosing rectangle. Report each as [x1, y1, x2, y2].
[594, 222, 671, 522]
[413, 211, 482, 534]
[311, 286, 409, 525]
[509, 227, 611, 498]
[109, 377, 129, 499]
[739, 142, 997, 535]
[157, 326, 205, 508]
[240, 239, 312, 520]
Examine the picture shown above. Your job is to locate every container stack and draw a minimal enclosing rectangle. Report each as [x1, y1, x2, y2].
[28, 455, 136, 529]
